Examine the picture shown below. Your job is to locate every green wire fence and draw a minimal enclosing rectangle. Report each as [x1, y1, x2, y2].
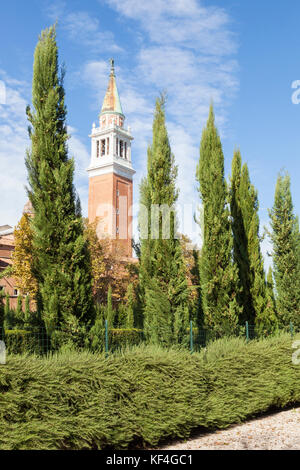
[0, 321, 297, 357]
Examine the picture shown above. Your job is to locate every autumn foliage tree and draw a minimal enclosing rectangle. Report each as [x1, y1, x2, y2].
[11, 213, 38, 299]
[85, 219, 137, 307]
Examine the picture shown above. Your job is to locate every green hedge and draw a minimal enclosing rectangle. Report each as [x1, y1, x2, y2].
[1, 330, 48, 355]
[89, 328, 144, 352]
[109, 328, 144, 350]
[0, 333, 299, 450]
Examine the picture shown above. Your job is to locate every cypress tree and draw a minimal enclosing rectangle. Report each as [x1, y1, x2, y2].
[16, 295, 23, 323]
[196, 105, 241, 335]
[230, 150, 253, 323]
[138, 175, 152, 310]
[25, 26, 93, 333]
[144, 278, 172, 346]
[89, 303, 105, 351]
[4, 293, 13, 330]
[24, 295, 31, 325]
[256, 267, 278, 335]
[116, 304, 127, 328]
[248, 212, 267, 324]
[268, 173, 300, 328]
[126, 283, 135, 329]
[230, 150, 268, 327]
[139, 96, 189, 344]
[106, 286, 115, 329]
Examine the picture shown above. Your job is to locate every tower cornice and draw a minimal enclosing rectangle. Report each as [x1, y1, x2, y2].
[89, 124, 134, 141]
[87, 160, 136, 180]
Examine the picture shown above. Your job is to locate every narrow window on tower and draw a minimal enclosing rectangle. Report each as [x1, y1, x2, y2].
[101, 139, 106, 156]
[120, 140, 123, 158]
[107, 137, 110, 155]
[124, 142, 127, 159]
[116, 138, 119, 156]
[96, 140, 100, 158]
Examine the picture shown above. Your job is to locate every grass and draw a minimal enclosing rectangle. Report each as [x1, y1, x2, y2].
[0, 332, 299, 450]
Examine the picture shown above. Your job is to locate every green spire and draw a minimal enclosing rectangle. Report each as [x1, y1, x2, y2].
[101, 58, 124, 116]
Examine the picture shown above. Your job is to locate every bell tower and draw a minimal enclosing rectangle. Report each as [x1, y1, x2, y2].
[87, 59, 135, 258]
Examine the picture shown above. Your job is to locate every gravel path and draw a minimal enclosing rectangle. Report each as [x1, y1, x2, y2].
[161, 407, 300, 450]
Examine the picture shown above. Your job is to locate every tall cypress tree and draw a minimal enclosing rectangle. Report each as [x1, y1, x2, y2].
[230, 150, 267, 326]
[4, 293, 12, 330]
[26, 26, 93, 333]
[268, 173, 300, 328]
[196, 105, 241, 334]
[139, 96, 189, 344]
[256, 267, 277, 335]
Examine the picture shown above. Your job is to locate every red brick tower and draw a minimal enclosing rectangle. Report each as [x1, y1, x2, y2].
[87, 59, 135, 257]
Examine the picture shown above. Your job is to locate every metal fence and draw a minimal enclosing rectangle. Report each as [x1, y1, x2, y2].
[0, 321, 297, 357]
[0, 328, 50, 355]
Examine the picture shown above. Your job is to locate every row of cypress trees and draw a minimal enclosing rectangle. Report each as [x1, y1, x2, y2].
[0, 293, 36, 330]
[138, 100, 300, 341]
[10, 25, 298, 341]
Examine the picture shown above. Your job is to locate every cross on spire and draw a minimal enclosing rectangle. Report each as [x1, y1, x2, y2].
[110, 58, 115, 76]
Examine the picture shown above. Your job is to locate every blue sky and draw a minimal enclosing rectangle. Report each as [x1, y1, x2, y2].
[0, 0, 299, 263]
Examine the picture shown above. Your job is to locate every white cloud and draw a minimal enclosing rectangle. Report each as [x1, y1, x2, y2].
[44, 0, 66, 22]
[110, 0, 238, 239]
[75, 0, 239, 246]
[0, 70, 30, 227]
[68, 125, 91, 217]
[41, 0, 240, 247]
[45, 2, 122, 52]
[260, 220, 273, 275]
[106, 0, 237, 55]
[0, 69, 93, 226]
[64, 11, 122, 53]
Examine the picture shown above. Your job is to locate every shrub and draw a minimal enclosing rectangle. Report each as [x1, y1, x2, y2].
[88, 328, 144, 352]
[109, 328, 144, 351]
[2, 330, 46, 355]
[0, 333, 299, 450]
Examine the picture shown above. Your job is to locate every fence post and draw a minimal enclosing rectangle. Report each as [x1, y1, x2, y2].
[190, 321, 193, 354]
[105, 320, 109, 358]
[245, 322, 249, 342]
[290, 322, 294, 338]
